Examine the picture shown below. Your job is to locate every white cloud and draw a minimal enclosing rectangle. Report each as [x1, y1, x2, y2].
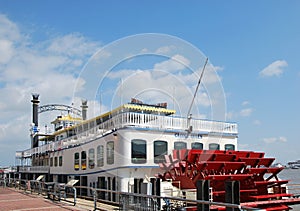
[226, 111, 234, 120]
[240, 108, 253, 117]
[242, 101, 250, 106]
[0, 39, 14, 64]
[259, 60, 288, 77]
[90, 49, 112, 66]
[0, 15, 228, 164]
[174, 64, 223, 87]
[263, 136, 287, 144]
[47, 33, 100, 57]
[106, 69, 142, 79]
[253, 120, 261, 125]
[154, 54, 190, 72]
[105, 68, 204, 116]
[155, 45, 176, 54]
[140, 48, 148, 53]
[101, 55, 225, 120]
[0, 14, 101, 165]
[226, 107, 254, 120]
[0, 14, 20, 41]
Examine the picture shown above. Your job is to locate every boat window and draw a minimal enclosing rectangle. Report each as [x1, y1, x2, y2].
[88, 148, 95, 169]
[225, 144, 235, 151]
[44, 157, 49, 166]
[89, 121, 95, 128]
[97, 145, 104, 167]
[107, 141, 114, 165]
[131, 139, 147, 164]
[74, 152, 79, 171]
[154, 140, 167, 164]
[209, 143, 220, 150]
[54, 157, 58, 167]
[81, 151, 87, 170]
[174, 141, 187, 150]
[68, 129, 76, 137]
[76, 125, 83, 135]
[192, 142, 203, 150]
[83, 123, 88, 131]
[50, 157, 53, 167]
[59, 156, 63, 166]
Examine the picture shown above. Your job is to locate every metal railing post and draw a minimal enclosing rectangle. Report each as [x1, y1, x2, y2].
[93, 188, 97, 211]
[73, 187, 77, 206]
[58, 184, 61, 201]
[38, 181, 42, 194]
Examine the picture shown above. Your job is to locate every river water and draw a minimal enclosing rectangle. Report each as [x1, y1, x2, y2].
[278, 168, 300, 210]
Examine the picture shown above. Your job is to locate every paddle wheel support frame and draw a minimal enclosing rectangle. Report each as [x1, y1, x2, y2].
[157, 149, 300, 210]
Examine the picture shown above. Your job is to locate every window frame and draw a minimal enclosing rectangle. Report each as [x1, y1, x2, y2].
[174, 141, 187, 150]
[59, 156, 63, 166]
[74, 152, 79, 170]
[131, 139, 147, 164]
[88, 148, 95, 169]
[209, 143, 220, 150]
[81, 151, 87, 170]
[225, 144, 235, 151]
[97, 145, 104, 167]
[191, 142, 203, 150]
[107, 141, 114, 165]
[154, 140, 168, 164]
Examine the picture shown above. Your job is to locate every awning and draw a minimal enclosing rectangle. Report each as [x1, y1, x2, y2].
[123, 104, 176, 115]
[36, 175, 44, 181]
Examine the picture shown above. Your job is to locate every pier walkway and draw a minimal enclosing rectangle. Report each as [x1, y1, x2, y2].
[0, 187, 120, 211]
[0, 187, 85, 211]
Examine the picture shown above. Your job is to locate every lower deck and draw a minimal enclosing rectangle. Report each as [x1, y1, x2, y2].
[17, 168, 160, 202]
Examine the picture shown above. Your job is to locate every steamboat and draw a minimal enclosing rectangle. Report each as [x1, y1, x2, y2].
[13, 94, 300, 210]
[16, 94, 237, 191]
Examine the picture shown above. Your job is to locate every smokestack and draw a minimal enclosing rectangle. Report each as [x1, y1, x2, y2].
[31, 93, 40, 148]
[81, 99, 88, 120]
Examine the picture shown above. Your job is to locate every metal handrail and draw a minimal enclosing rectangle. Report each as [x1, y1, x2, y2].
[0, 179, 265, 211]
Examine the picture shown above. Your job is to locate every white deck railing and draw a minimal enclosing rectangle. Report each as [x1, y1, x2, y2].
[19, 112, 238, 157]
[18, 166, 50, 173]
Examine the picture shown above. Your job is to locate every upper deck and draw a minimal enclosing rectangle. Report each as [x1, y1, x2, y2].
[17, 110, 238, 158]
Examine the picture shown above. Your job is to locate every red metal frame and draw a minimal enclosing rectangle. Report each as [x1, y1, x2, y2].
[157, 149, 300, 210]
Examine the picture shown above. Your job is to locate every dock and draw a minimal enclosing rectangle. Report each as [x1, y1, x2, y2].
[0, 187, 118, 211]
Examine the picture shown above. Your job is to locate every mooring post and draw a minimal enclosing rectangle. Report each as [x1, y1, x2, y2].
[196, 180, 210, 211]
[225, 180, 240, 211]
[93, 188, 98, 211]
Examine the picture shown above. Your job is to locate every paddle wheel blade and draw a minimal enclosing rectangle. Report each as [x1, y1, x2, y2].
[157, 149, 300, 210]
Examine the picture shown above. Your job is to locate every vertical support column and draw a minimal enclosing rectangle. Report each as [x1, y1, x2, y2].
[196, 180, 210, 211]
[150, 178, 161, 209]
[225, 181, 240, 211]
[155, 178, 161, 209]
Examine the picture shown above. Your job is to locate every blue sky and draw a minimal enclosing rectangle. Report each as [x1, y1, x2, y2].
[0, 1, 299, 166]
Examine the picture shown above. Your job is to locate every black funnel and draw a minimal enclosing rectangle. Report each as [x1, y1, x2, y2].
[31, 93, 39, 148]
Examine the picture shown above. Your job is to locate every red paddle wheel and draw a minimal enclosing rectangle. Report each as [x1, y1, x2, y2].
[157, 149, 300, 210]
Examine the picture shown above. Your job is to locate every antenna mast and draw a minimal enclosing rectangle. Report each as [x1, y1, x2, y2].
[186, 58, 208, 132]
